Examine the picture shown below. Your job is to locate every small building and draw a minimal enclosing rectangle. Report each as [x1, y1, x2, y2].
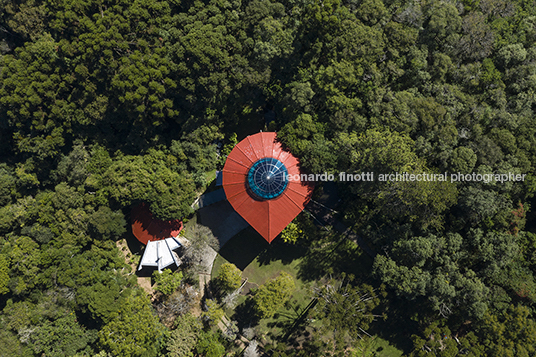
[138, 236, 183, 272]
[131, 203, 185, 272]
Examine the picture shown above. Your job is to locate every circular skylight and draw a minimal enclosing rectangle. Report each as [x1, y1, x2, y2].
[247, 158, 289, 199]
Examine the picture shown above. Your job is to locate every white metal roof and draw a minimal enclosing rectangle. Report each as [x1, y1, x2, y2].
[138, 237, 183, 272]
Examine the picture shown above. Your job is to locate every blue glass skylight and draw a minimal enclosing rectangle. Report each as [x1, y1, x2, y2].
[247, 158, 288, 199]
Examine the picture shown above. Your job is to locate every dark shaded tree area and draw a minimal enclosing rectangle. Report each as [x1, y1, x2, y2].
[2, 0, 536, 355]
[270, 0, 536, 354]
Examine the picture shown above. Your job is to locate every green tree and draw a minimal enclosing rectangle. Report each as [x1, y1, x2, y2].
[195, 330, 225, 357]
[335, 128, 458, 229]
[373, 228, 529, 319]
[355, 0, 387, 25]
[281, 221, 302, 244]
[424, 0, 461, 47]
[100, 150, 196, 220]
[2, 235, 41, 295]
[3, 1, 46, 41]
[252, 271, 295, 319]
[0, 328, 30, 357]
[111, 50, 177, 122]
[170, 125, 221, 180]
[202, 299, 224, 326]
[450, 146, 477, 173]
[153, 269, 183, 296]
[0, 253, 9, 295]
[28, 315, 97, 357]
[77, 280, 130, 324]
[458, 12, 494, 61]
[215, 263, 242, 293]
[251, 15, 294, 65]
[2, 299, 37, 333]
[98, 292, 165, 357]
[1, 290, 98, 356]
[58, 244, 136, 324]
[479, 305, 536, 356]
[410, 322, 485, 357]
[51, 142, 90, 186]
[278, 114, 338, 173]
[335, 128, 419, 178]
[165, 314, 202, 357]
[0, 33, 67, 159]
[88, 206, 127, 241]
[0, 165, 16, 207]
[458, 187, 511, 228]
[165, 0, 261, 123]
[313, 279, 383, 348]
[218, 132, 238, 167]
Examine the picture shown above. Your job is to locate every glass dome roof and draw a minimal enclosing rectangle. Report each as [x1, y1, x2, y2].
[247, 158, 289, 199]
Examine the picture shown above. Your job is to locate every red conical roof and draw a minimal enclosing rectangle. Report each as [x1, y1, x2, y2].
[222, 132, 313, 243]
[131, 203, 183, 245]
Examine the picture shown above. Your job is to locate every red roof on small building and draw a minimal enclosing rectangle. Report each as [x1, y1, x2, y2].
[131, 203, 183, 245]
[222, 132, 313, 243]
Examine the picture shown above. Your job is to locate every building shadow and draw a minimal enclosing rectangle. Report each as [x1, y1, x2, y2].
[197, 200, 250, 248]
[218, 227, 269, 270]
[256, 239, 307, 266]
[136, 266, 155, 278]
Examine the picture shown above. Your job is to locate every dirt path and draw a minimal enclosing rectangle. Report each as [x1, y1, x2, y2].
[218, 314, 248, 350]
[198, 273, 211, 298]
[116, 239, 155, 297]
[137, 276, 153, 296]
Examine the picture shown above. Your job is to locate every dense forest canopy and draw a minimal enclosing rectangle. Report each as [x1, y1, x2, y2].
[2, 0, 536, 355]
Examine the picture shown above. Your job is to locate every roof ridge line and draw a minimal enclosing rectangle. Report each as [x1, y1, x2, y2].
[165, 238, 181, 267]
[225, 189, 247, 200]
[282, 190, 304, 210]
[245, 136, 260, 161]
[226, 153, 252, 168]
[267, 199, 273, 242]
[222, 169, 247, 175]
[266, 132, 276, 159]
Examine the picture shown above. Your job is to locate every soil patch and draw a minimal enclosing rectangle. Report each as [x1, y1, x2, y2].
[240, 281, 259, 295]
[116, 239, 155, 297]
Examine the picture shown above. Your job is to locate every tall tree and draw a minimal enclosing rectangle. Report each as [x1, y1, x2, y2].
[98, 292, 165, 357]
[252, 271, 295, 319]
